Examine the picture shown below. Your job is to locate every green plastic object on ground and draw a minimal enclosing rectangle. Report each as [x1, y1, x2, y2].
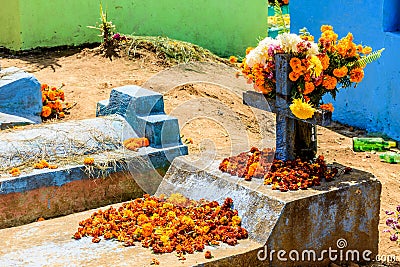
[379, 152, 400, 163]
[352, 137, 397, 152]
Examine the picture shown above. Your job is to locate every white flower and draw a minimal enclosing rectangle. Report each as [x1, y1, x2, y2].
[276, 33, 303, 53]
[245, 37, 280, 67]
[306, 42, 319, 57]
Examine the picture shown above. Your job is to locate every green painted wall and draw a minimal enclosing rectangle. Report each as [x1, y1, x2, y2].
[0, 0, 267, 57]
[0, 1, 22, 51]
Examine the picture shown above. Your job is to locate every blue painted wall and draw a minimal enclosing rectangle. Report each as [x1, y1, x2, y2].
[290, 0, 400, 141]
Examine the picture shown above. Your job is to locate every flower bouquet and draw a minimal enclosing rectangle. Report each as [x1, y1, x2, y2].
[240, 22, 383, 120]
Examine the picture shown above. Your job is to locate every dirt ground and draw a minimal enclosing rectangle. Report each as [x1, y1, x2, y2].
[1, 46, 400, 265]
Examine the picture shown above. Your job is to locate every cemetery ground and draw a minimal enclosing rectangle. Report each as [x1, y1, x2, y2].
[1, 45, 400, 265]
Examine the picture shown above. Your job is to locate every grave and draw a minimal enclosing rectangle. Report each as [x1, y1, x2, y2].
[0, 59, 382, 266]
[0, 67, 42, 125]
[0, 85, 187, 228]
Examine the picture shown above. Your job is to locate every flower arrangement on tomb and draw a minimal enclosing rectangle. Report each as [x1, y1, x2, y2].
[41, 83, 72, 120]
[240, 13, 384, 120]
[219, 147, 351, 191]
[73, 194, 248, 260]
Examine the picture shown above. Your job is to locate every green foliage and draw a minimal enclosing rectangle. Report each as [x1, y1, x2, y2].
[353, 48, 385, 68]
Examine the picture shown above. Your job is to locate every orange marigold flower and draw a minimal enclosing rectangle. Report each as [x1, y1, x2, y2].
[142, 223, 154, 237]
[333, 66, 348, 78]
[58, 90, 65, 101]
[290, 57, 301, 69]
[58, 112, 65, 118]
[318, 54, 330, 70]
[48, 91, 56, 101]
[40, 159, 50, 168]
[48, 164, 58, 169]
[41, 106, 52, 118]
[350, 68, 364, 83]
[41, 84, 48, 90]
[229, 56, 238, 64]
[289, 71, 300, 82]
[51, 86, 57, 91]
[54, 100, 63, 112]
[83, 157, 95, 165]
[320, 103, 334, 112]
[303, 82, 315, 95]
[322, 75, 337, 90]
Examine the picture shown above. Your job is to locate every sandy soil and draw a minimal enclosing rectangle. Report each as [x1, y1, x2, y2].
[1, 47, 400, 265]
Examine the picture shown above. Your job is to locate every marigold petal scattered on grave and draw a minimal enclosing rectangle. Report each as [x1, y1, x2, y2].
[290, 98, 315, 120]
[9, 167, 21, 177]
[84, 157, 95, 165]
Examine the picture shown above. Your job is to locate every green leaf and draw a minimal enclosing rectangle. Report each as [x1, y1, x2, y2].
[273, 0, 289, 34]
[347, 48, 385, 68]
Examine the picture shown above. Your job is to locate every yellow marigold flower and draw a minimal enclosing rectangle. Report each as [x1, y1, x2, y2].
[232, 215, 241, 226]
[167, 211, 176, 219]
[290, 99, 316, 120]
[320, 25, 333, 32]
[41, 106, 52, 118]
[181, 215, 195, 227]
[333, 66, 348, 78]
[362, 46, 372, 54]
[307, 55, 323, 77]
[137, 214, 149, 225]
[350, 68, 364, 83]
[160, 234, 169, 244]
[245, 47, 254, 55]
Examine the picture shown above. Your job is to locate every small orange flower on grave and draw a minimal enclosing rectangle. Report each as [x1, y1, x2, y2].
[245, 47, 254, 55]
[320, 103, 334, 112]
[150, 258, 160, 265]
[41, 84, 48, 90]
[318, 54, 330, 70]
[303, 82, 315, 95]
[320, 25, 333, 32]
[83, 157, 95, 165]
[48, 164, 58, 169]
[229, 56, 238, 64]
[350, 67, 364, 83]
[205, 250, 212, 259]
[123, 137, 150, 151]
[40, 159, 49, 168]
[9, 167, 21, 177]
[322, 75, 337, 90]
[34, 163, 45, 169]
[58, 112, 65, 118]
[41, 106, 52, 118]
[290, 57, 302, 72]
[333, 66, 348, 78]
[37, 217, 45, 222]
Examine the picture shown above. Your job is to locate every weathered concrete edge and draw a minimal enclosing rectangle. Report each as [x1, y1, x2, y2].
[0, 145, 188, 195]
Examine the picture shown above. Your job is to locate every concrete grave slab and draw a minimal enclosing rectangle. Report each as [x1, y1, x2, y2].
[155, 156, 381, 266]
[0, 67, 42, 123]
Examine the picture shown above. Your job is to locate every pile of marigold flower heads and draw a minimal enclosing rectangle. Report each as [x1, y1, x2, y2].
[41, 83, 71, 120]
[73, 194, 248, 257]
[219, 147, 349, 191]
